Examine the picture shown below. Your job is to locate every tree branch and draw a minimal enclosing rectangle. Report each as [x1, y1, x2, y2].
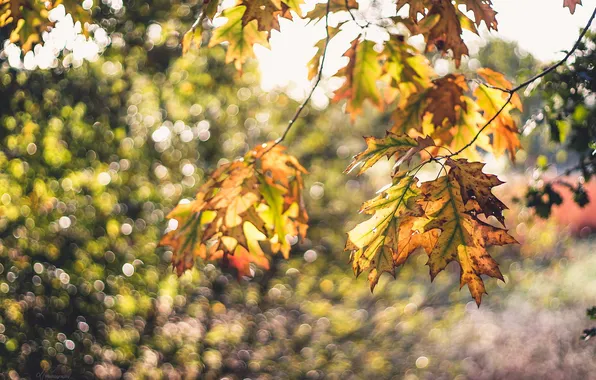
[449, 6, 596, 158]
[510, 6, 596, 94]
[265, 0, 332, 152]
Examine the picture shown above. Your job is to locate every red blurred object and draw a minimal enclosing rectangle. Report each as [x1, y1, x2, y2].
[552, 179, 596, 236]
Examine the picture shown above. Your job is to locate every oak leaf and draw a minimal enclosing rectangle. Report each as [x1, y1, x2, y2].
[474, 82, 521, 160]
[333, 38, 384, 118]
[346, 175, 437, 289]
[563, 0, 582, 14]
[424, 74, 468, 127]
[345, 132, 434, 175]
[424, 1, 469, 66]
[160, 143, 308, 277]
[420, 174, 516, 305]
[458, 0, 498, 30]
[446, 158, 507, 225]
[240, 0, 286, 34]
[209, 5, 270, 70]
[345, 133, 417, 175]
[306, 0, 357, 21]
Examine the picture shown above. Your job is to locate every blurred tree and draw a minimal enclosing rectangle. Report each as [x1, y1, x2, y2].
[0, 1, 595, 378]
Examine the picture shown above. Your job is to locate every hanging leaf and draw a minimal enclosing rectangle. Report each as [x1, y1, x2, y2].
[240, 0, 286, 34]
[420, 174, 517, 305]
[209, 5, 270, 70]
[458, 0, 498, 30]
[446, 158, 508, 225]
[333, 38, 384, 118]
[424, 74, 469, 127]
[160, 143, 308, 277]
[346, 175, 437, 290]
[305, 0, 358, 21]
[563, 0, 582, 14]
[474, 82, 522, 160]
[345, 132, 434, 175]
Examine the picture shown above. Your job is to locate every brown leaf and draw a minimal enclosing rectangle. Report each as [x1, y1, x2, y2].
[424, 1, 469, 66]
[420, 174, 516, 305]
[459, 0, 498, 30]
[425, 74, 468, 127]
[446, 158, 507, 225]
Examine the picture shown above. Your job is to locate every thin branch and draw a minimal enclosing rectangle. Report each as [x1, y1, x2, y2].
[264, 0, 332, 153]
[448, 6, 596, 159]
[185, 2, 208, 36]
[451, 92, 514, 157]
[510, 6, 596, 94]
[345, 0, 369, 28]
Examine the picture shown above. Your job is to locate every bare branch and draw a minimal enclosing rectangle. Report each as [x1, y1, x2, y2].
[510, 6, 596, 94]
[265, 0, 332, 152]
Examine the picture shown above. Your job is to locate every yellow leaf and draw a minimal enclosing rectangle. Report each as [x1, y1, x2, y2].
[346, 175, 432, 289]
[209, 6, 270, 70]
[333, 38, 384, 119]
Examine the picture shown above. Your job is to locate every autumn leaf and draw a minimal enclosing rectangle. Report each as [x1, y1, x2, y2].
[458, 0, 498, 30]
[420, 174, 516, 305]
[281, 0, 304, 16]
[474, 82, 521, 160]
[333, 38, 384, 118]
[305, 0, 358, 21]
[307, 24, 343, 80]
[424, 74, 469, 127]
[240, 0, 286, 34]
[160, 143, 308, 277]
[446, 158, 508, 225]
[346, 133, 417, 175]
[345, 132, 434, 175]
[390, 91, 428, 135]
[429, 96, 491, 161]
[563, 0, 582, 14]
[209, 5, 270, 70]
[346, 175, 435, 289]
[382, 35, 434, 103]
[423, 1, 469, 66]
[395, 0, 428, 21]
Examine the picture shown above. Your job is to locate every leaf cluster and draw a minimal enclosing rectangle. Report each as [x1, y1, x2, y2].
[160, 143, 308, 278]
[345, 132, 516, 305]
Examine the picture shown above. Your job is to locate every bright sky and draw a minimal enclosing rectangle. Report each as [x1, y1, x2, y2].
[3, 1, 593, 89]
[256, 0, 596, 102]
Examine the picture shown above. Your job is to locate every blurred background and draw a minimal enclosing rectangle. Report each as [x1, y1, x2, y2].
[0, 0, 595, 379]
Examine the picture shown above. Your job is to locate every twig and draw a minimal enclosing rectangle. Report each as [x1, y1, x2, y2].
[448, 6, 596, 159]
[263, 0, 332, 153]
[451, 92, 514, 157]
[510, 7, 596, 94]
[345, 0, 369, 28]
[185, 1, 210, 37]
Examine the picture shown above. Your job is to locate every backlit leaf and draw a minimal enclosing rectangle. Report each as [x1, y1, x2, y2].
[160, 143, 308, 277]
[346, 175, 432, 289]
[209, 5, 270, 70]
[333, 38, 384, 118]
[420, 174, 516, 305]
